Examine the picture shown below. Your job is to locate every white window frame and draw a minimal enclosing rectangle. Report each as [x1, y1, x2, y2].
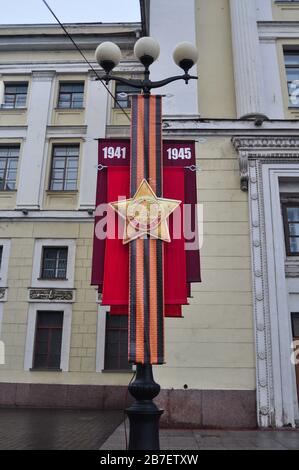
[0, 239, 11, 288]
[96, 305, 108, 372]
[31, 239, 75, 289]
[24, 302, 72, 372]
[261, 164, 299, 426]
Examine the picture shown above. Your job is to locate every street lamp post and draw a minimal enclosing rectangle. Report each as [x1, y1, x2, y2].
[95, 36, 198, 451]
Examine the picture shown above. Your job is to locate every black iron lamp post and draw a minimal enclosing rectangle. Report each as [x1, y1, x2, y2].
[95, 36, 198, 451]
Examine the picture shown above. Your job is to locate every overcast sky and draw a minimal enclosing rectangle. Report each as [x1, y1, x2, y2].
[0, 0, 141, 24]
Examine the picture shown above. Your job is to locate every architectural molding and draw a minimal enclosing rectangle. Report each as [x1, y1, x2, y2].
[46, 125, 87, 137]
[31, 239, 76, 290]
[28, 288, 74, 303]
[285, 260, 299, 278]
[24, 302, 72, 372]
[235, 147, 299, 426]
[31, 70, 56, 81]
[232, 136, 299, 191]
[0, 240, 11, 290]
[0, 288, 6, 301]
[96, 305, 109, 373]
[229, 0, 265, 116]
[258, 21, 299, 40]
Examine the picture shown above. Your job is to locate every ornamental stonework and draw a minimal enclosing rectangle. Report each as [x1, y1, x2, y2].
[29, 289, 73, 301]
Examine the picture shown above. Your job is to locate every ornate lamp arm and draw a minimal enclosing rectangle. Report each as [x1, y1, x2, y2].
[97, 72, 198, 95]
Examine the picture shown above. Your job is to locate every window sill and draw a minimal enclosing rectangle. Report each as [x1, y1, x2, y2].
[0, 190, 17, 194]
[101, 369, 133, 374]
[37, 278, 68, 281]
[45, 190, 78, 194]
[30, 368, 62, 372]
[54, 107, 85, 111]
[0, 107, 27, 112]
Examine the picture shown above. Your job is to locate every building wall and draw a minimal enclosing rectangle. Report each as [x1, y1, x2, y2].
[0, 221, 131, 387]
[196, 0, 237, 118]
[155, 136, 254, 390]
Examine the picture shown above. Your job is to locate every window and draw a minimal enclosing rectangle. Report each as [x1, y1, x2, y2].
[49, 145, 79, 191]
[104, 314, 131, 371]
[57, 82, 84, 109]
[3, 83, 28, 109]
[284, 51, 299, 107]
[292, 313, 299, 338]
[115, 83, 140, 108]
[0, 246, 2, 270]
[41, 247, 68, 280]
[0, 146, 19, 191]
[33, 311, 63, 370]
[282, 201, 299, 255]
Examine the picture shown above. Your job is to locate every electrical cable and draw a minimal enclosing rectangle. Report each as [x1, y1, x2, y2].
[41, 0, 131, 121]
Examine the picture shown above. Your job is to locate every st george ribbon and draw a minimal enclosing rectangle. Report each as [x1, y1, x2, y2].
[128, 95, 169, 364]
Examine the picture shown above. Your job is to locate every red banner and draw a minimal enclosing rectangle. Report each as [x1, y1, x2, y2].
[91, 138, 201, 319]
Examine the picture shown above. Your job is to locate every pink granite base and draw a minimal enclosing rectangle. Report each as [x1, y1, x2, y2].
[0, 383, 257, 429]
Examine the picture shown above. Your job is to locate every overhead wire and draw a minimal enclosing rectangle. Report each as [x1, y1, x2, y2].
[41, 0, 131, 122]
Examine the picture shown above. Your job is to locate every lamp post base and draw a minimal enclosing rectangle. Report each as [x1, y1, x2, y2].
[126, 364, 163, 451]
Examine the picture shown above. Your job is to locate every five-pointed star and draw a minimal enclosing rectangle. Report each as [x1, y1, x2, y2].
[110, 179, 181, 244]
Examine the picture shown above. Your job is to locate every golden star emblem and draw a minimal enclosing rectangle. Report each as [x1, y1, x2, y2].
[110, 179, 181, 244]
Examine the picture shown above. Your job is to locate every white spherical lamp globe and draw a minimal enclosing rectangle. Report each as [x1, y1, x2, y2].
[95, 42, 122, 73]
[134, 37, 160, 65]
[173, 42, 198, 72]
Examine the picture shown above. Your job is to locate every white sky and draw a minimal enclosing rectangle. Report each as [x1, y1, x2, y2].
[0, 0, 141, 24]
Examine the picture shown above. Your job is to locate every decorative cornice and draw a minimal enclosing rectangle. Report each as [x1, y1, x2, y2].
[232, 136, 299, 151]
[31, 70, 56, 81]
[29, 288, 73, 302]
[232, 136, 299, 191]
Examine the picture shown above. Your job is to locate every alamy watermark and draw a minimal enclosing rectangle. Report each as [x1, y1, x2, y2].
[94, 201, 204, 250]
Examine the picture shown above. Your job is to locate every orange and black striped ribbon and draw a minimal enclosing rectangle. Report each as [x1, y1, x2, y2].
[129, 94, 164, 364]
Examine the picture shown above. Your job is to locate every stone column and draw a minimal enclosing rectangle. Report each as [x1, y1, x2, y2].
[16, 71, 55, 209]
[229, 0, 265, 117]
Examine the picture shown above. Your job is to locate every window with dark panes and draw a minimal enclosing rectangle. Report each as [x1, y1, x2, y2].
[0, 146, 19, 191]
[115, 83, 140, 108]
[292, 313, 299, 338]
[0, 246, 3, 269]
[282, 202, 299, 256]
[41, 247, 68, 280]
[3, 83, 28, 109]
[57, 82, 84, 109]
[49, 145, 79, 191]
[33, 311, 63, 370]
[104, 314, 131, 371]
[284, 51, 299, 107]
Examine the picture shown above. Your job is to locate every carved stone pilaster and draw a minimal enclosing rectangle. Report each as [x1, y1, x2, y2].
[0, 288, 6, 300]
